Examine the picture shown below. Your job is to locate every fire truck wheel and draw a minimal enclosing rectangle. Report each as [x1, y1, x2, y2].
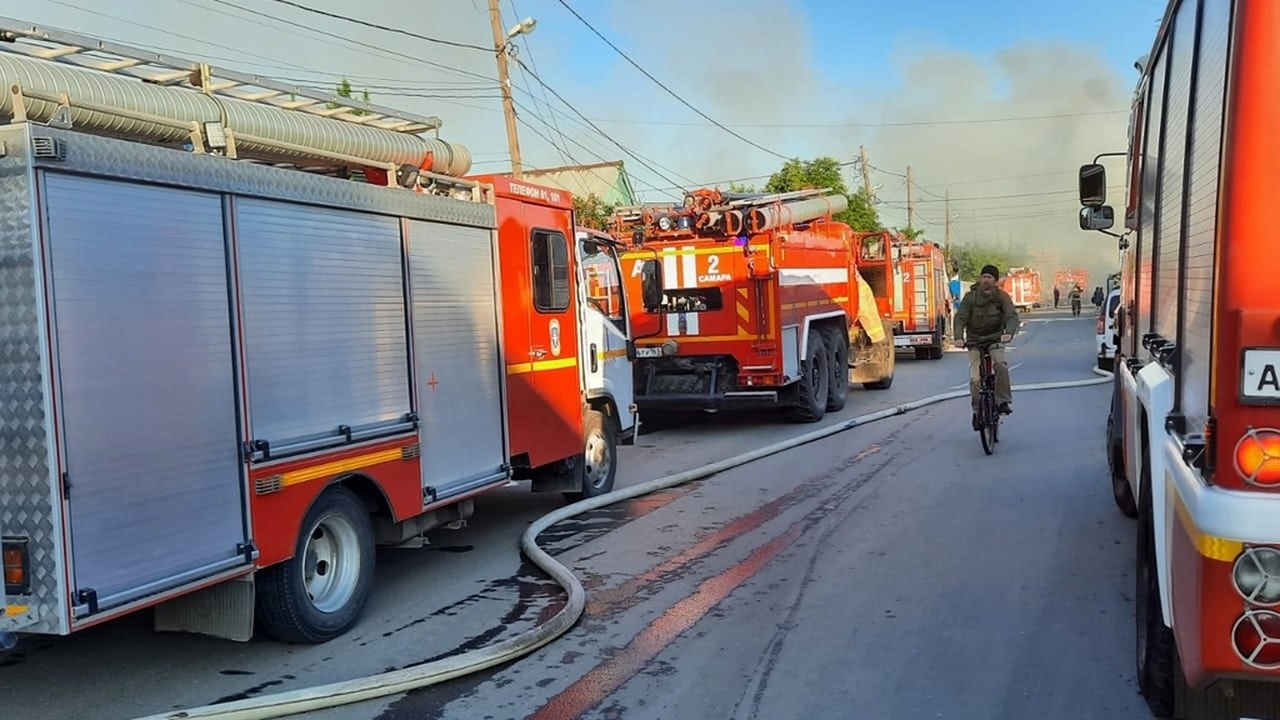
[565, 409, 618, 501]
[1135, 462, 1177, 718]
[256, 485, 375, 644]
[820, 325, 849, 412]
[784, 328, 829, 423]
[1107, 414, 1137, 518]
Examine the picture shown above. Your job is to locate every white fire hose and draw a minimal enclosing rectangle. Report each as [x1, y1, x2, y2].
[136, 370, 1113, 720]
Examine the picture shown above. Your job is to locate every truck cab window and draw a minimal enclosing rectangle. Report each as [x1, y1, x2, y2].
[532, 229, 570, 312]
[580, 240, 626, 331]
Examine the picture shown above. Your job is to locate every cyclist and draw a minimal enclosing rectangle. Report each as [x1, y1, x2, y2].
[953, 264, 1019, 430]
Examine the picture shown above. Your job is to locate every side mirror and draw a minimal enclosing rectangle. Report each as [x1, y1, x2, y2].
[1079, 163, 1107, 206]
[640, 259, 663, 310]
[1079, 205, 1115, 231]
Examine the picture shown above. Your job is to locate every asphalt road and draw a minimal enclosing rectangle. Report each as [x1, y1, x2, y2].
[1, 308, 1145, 720]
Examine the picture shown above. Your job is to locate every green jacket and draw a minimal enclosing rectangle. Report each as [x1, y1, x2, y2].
[953, 284, 1019, 345]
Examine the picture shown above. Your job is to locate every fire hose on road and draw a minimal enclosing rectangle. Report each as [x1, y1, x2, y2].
[136, 371, 1114, 720]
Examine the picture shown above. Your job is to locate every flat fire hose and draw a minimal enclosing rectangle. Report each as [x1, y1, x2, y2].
[135, 369, 1114, 720]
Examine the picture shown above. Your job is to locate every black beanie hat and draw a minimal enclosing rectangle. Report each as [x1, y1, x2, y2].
[981, 264, 998, 278]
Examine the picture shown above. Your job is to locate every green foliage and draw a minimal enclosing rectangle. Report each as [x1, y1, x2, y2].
[760, 156, 883, 233]
[573, 193, 615, 231]
[328, 77, 371, 116]
[896, 226, 925, 241]
[947, 242, 1023, 282]
[728, 181, 758, 193]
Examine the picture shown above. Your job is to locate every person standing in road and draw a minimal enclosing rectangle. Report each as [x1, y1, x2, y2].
[1053, 286, 1061, 308]
[953, 264, 1019, 430]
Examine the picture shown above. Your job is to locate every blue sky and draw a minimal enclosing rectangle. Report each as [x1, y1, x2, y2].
[3, 0, 1170, 275]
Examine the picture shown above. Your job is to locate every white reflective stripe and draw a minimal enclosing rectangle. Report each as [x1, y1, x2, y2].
[662, 249, 679, 290]
[682, 251, 697, 289]
[779, 267, 848, 285]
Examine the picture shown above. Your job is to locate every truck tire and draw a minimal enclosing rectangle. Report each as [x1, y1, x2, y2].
[785, 328, 828, 423]
[256, 484, 376, 644]
[1136, 461, 1178, 718]
[1108, 413, 1137, 518]
[564, 409, 618, 501]
[820, 325, 849, 412]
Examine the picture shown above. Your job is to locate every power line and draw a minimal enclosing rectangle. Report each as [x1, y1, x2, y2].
[582, 109, 1129, 129]
[263, 0, 492, 52]
[200, 0, 497, 83]
[509, 56, 687, 192]
[553, 0, 791, 162]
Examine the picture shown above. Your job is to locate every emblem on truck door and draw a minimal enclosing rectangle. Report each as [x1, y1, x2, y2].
[550, 319, 562, 356]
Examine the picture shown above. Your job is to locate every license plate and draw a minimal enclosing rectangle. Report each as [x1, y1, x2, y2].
[635, 346, 664, 359]
[1241, 349, 1280, 399]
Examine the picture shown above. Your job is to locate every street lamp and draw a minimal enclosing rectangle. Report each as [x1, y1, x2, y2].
[507, 17, 537, 40]
[489, 2, 536, 178]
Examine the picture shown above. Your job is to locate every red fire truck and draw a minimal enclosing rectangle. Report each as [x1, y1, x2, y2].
[889, 237, 950, 359]
[1053, 268, 1089, 298]
[0, 22, 633, 645]
[616, 188, 895, 423]
[999, 266, 1043, 312]
[1079, 0, 1280, 715]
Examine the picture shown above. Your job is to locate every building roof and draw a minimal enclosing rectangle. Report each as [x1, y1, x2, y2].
[504, 160, 637, 206]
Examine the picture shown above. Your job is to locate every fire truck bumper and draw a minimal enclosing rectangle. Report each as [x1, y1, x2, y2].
[635, 390, 781, 411]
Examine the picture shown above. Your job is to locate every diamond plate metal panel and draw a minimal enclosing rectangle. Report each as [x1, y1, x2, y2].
[29, 126, 496, 230]
[0, 124, 68, 635]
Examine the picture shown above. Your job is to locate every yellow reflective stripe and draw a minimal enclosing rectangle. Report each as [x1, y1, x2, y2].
[782, 298, 848, 311]
[281, 448, 404, 488]
[506, 357, 578, 375]
[598, 348, 628, 360]
[4, 604, 29, 617]
[621, 247, 736, 260]
[1170, 476, 1244, 562]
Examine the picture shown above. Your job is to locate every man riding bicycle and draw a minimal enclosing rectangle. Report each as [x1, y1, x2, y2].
[953, 264, 1019, 431]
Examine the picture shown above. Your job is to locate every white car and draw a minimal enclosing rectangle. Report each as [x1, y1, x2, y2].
[1096, 287, 1121, 371]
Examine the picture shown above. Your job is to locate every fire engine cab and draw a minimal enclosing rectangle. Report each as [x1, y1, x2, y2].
[1079, 1, 1280, 716]
[0, 18, 632, 645]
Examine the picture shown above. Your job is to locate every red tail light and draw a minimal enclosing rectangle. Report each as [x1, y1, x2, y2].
[1234, 428, 1280, 487]
[1096, 313, 1104, 334]
[1232, 610, 1280, 669]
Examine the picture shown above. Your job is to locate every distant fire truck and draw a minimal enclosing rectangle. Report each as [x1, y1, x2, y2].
[999, 266, 1043, 312]
[0, 20, 633, 645]
[616, 188, 895, 423]
[889, 237, 950, 359]
[1078, 0, 1280, 715]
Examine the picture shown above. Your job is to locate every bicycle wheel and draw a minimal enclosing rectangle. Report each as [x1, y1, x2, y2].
[979, 392, 996, 455]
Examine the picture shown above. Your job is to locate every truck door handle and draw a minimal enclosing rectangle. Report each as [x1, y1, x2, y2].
[531, 349, 548, 359]
[590, 343, 599, 373]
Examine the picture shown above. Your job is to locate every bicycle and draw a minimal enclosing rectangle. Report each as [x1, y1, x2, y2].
[973, 340, 1001, 455]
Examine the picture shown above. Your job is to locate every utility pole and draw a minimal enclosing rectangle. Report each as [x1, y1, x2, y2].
[905, 165, 915, 230]
[944, 188, 952, 253]
[859, 145, 873, 199]
[489, 0, 535, 179]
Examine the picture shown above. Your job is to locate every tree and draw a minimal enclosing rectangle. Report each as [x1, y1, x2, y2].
[896, 226, 925, 241]
[573, 193, 614, 231]
[947, 242, 1022, 282]
[759, 156, 882, 232]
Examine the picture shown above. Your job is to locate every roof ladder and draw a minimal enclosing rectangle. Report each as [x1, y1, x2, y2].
[0, 15, 442, 135]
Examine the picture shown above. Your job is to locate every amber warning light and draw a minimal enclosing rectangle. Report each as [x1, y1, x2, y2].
[2, 538, 28, 595]
[1234, 428, 1280, 487]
